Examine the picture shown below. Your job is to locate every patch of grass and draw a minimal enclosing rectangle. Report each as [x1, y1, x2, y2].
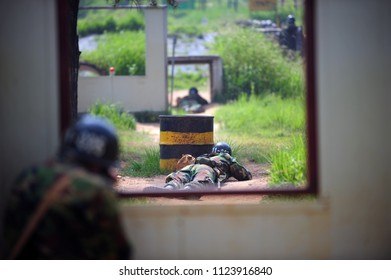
[215, 94, 305, 139]
[268, 135, 307, 186]
[214, 93, 307, 186]
[117, 129, 154, 162]
[121, 147, 164, 177]
[88, 100, 136, 130]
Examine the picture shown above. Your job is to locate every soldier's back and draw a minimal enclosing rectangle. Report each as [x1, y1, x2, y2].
[3, 160, 131, 259]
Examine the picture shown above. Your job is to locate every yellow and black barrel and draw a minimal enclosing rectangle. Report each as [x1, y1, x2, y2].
[159, 115, 214, 172]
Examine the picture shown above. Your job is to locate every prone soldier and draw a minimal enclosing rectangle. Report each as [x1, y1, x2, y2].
[144, 142, 252, 195]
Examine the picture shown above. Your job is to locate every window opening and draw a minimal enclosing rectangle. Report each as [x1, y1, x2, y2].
[70, 1, 318, 200]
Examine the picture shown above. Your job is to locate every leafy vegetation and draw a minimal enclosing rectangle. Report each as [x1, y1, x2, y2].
[211, 27, 304, 101]
[88, 100, 136, 130]
[268, 135, 307, 186]
[80, 31, 146, 75]
[78, 10, 145, 37]
[121, 147, 165, 177]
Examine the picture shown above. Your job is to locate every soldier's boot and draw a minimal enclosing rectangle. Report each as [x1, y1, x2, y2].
[164, 180, 182, 190]
[182, 180, 216, 200]
[143, 180, 182, 192]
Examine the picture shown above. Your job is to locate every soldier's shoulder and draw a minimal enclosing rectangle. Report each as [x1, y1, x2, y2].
[36, 161, 110, 192]
[11, 162, 59, 194]
[13, 163, 98, 195]
[64, 168, 112, 195]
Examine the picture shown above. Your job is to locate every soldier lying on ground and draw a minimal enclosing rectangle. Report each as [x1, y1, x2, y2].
[144, 142, 252, 197]
[2, 115, 132, 259]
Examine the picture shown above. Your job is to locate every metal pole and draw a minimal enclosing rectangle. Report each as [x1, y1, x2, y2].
[169, 35, 177, 115]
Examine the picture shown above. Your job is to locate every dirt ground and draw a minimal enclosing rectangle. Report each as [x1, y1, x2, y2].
[114, 90, 270, 205]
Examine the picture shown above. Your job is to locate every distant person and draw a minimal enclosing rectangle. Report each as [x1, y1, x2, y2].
[144, 142, 252, 197]
[279, 14, 303, 53]
[2, 115, 132, 259]
[177, 87, 208, 113]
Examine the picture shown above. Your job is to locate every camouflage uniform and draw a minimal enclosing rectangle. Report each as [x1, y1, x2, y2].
[165, 152, 252, 190]
[3, 160, 131, 259]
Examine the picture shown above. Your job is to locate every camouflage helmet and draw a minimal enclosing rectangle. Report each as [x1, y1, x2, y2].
[212, 142, 232, 155]
[60, 114, 119, 169]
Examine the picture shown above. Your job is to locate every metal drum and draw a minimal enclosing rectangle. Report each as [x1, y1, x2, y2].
[159, 115, 214, 172]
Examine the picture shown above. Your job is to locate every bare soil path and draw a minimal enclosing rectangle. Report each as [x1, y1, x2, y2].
[115, 90, 269, 205]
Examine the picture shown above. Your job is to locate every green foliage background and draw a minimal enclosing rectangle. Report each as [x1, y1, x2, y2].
[211, 28, 304, 101]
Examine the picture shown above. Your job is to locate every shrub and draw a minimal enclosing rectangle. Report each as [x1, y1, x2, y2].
[116, 12, 145, 32]
[78, 10, 145, 37]
[210, 27, 304, 101]
[80, 31, 146, 75]
[88, 101, 136, 130]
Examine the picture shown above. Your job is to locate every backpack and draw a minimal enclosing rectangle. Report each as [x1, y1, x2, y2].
[176, 154, 196, 170]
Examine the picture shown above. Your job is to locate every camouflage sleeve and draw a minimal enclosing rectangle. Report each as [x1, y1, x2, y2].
[195, 155, 216, 168]
[229, 162, 252, 181]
